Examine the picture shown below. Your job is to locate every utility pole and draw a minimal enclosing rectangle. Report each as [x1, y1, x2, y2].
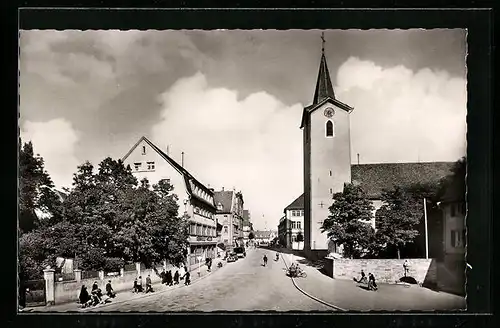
[424, 198, 429, 259]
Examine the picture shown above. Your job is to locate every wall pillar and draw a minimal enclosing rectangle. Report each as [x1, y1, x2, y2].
[120, 268, 124, 277]
[136, 262, 141, 277]
[43, 267, 55, 306]
[98, 270, 105, 281]
[74, 269, 82, 282]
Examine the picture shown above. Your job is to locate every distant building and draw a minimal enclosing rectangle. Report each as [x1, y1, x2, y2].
[214, 188, 245, 247]
[242, 210, 253, 243]
[253, 230, 277, 244]
[279, 194, 305, 250]
[277, 215, 289, 247]
[122, 136, 218, 268]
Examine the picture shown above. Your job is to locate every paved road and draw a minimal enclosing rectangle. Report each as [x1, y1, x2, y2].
[86, 248, 332, 312]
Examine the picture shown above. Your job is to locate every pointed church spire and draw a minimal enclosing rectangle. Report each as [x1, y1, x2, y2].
[313, 32, 335, 105]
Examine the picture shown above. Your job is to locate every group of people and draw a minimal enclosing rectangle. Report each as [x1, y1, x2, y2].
[354, 270, 378, 291]
[133, 275, 155, 293]
[160, 265, 192, 287]
[287, 263, 302, 277]
[78, 280, 116, 308]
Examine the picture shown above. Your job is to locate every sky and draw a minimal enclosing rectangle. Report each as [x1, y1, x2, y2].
[19, 29, 467, 231]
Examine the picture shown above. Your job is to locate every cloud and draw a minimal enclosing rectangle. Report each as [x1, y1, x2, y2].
[152, 72, 304, 230]
[21, 119, 80, 189]
[335, 57, 466, 164]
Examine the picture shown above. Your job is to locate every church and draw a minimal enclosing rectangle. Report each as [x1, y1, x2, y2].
[300, 35, 463, 263]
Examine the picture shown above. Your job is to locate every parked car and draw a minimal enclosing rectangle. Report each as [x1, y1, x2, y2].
[233, 246, 246, 258]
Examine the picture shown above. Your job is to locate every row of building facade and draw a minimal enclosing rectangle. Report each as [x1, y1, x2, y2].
[121, 136, 254, 269]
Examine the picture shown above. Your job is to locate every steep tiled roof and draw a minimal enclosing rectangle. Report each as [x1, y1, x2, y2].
[122, 136, 215, 208]
[214, 190, 233, 214]
[284, 194, 304, 211]
[352, 162, 455, 199]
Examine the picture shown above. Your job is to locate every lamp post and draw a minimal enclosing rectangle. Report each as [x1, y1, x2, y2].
[424, 198, 429, 259]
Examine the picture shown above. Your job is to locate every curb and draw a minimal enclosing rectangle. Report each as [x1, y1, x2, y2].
[280, 253, 347, 312]
[79, 262, 227, 312]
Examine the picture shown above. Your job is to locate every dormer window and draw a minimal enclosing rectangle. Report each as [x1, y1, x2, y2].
[142, 146, 146, 155]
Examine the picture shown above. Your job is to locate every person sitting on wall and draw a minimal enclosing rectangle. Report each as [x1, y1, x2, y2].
[79, 285, 92, 308]
[105, 280, 116, 298]
[354, 270, 367, 284]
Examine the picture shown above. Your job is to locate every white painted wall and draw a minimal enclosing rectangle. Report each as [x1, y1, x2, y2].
[123, 139, 189, 216]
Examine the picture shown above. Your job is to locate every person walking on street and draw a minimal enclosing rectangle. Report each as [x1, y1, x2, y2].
[263, 254, 268, 266]
[145, 274, 154, 293]
[173, 270, 180, 285]
[368, 273, 378, 291]
[184, 271, 191, 286]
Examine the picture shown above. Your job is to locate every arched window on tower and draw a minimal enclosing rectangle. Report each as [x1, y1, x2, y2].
[326, 120, 334, 137]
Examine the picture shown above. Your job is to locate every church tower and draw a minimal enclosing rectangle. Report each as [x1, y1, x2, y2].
[300, 33, 354, 259]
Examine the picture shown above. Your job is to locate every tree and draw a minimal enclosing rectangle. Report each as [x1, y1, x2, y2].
[375, 186, 423, 259]
[321, 183, 376, 259]
[248, 232, 255, 240]
[19, 140, 63, 233]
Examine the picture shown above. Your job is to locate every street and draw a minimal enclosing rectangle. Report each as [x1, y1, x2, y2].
[27, 247, 465, 312]
[85, 248, 332, 311]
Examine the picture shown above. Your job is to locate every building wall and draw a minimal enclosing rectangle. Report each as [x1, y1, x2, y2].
[443, 202, 465, 256]
[306, 103, 352, 251]
[123, 139, 216, 257]
[216, 213, 233, 245]
[123, 139, 189, 215]
[324, 258, 438, 286]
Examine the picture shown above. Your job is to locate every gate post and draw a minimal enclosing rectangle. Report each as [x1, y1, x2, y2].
[43, 267, 55, 305]
[74, 269, 82, 282]
[135, 262, 141, 277]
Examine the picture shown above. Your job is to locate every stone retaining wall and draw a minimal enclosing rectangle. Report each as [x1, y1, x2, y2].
[324, 258, 438, 286]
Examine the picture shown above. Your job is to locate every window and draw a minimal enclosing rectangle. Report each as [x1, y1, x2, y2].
[147, 161, 155, 170]
[329, 170, 332, 176]
[326, 120, 334, 137]
[297, 222, 302, 229]
[450, 204, 456, 217]
[134, 163, 142, 171]
[224, 226, 228, 233]
[330, 188, 333, 194]
[301, 210, 304, 216]
[142, 146, 146, 155]
[190, 224, 196, 235]
[194, 207, 199, 214]
[451, 229, 464, 248]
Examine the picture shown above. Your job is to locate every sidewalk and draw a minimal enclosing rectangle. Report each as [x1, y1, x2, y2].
[281, 253, 465, 311]
[23, 258, 229, 312]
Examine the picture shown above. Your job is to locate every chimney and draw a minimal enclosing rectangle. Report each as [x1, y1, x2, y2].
[181, 152, 184, 167]
[357, 153, 360, 165]
[222, 186, 224, 191]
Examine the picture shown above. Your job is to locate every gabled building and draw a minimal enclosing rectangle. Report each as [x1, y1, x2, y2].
[281, 194, 305, 250]
[253, 230, 277, 244]
[122, 136, 218, 268]
[214, 188, 245, 247]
